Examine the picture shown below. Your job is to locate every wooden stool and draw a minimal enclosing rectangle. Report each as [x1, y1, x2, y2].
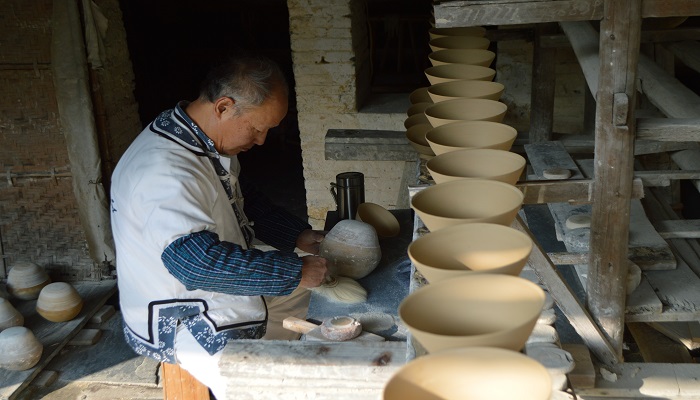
[161, 362, 211, 400]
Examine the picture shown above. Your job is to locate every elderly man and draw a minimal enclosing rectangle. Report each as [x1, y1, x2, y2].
[110, 56, 328, 398]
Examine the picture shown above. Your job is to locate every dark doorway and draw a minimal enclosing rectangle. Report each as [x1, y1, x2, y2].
[118, 0, 308, 220]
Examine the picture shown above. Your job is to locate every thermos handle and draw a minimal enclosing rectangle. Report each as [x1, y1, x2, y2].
[329, 182, 339, 208]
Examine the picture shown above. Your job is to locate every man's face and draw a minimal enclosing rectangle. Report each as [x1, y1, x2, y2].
[217, 90, 288, 155]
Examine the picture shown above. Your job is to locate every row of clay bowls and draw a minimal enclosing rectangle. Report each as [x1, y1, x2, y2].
[385, 26, 551, 400]
[0, 262, 84, 371]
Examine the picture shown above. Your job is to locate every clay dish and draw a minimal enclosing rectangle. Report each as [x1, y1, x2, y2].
[424, 64, 496, 85]
[428, 49, 496, 67]
[405, 124, 435, 157]
[425, 121, 518, 155]
[408, 87, 431, 105]
[428, 80, 505, 102]
[356, 202, 400, 238]
[426, 148, 526, 185]
[407, 223, 533, 283]
[406, 102, 432, 117]
[429, 36, 491, 52]
[403, 113, 430, 129]
[424, 98, 508, 127]
[319, 219, 381, 280]
[428, 26, 487, 40]
[0, 326, 43, 371]
[411, 179, 524, 231]
[383, 346, 552, 400]
[399, 274, 545, 353]
[36, 282, 84, 322]
[7, 261, 51, 300]
[0, 298, 24, 331]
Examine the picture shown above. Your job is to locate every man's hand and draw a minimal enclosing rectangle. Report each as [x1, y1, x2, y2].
[299, 255, 328, 289]
[296, 229, 326, 255]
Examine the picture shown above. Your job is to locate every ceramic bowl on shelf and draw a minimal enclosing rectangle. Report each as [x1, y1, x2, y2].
[408, 87, 432, 104]
[411, 178, 524, 231]
[356, 202, 400, 238]
[398, 274, 545, 353]
[383, 346, 552, 400]
[405, 123, 435, 157]
[407, 223, 533, 283]
[406, 102, 432, 117]
[425, 120, 518, 155]
[404, 113, 430, 130]
[426, 148, 526, 185]
[36, 282, 84, 323]
[428, 26, 487, 40]
[424, 64, 496, 85]
[0, 326, 43, 371]
[429, 36, 491, 52]
[428, 80, 505, 102]
[6, 261, 51, 301]
[428, 48, 496, 67]
[0, 298, 24, 331]
[424, 98, 508, 127]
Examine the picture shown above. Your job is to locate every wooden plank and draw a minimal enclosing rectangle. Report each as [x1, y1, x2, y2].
[0, 280, 117, 400]
[625, 277, 663, 316]
[648, 322, 700, 350]
[162, 362, 210, 400]
[512, 215, 621, 366]
[516, 179, 644, 205]
[546, 248, 675, 270]
[529, 23, 557, 143]
[627, 322, 694, 363]
[561, 343, 596, 389]
[576, 363, 700, 398]
[655, 219, 700, 239]
[552, 134, 699, 155]
[433, 0, 604, 27]
[638, 53, 700, 119]
[219, 340, 406, 400]
[635, 170, 700, 187]
[636, 118, 700, 142]
[666, 40, 700, 75]
[525, 141, 585, 180]
[641, 0, 700, 18]
[559, 21, 601, 97]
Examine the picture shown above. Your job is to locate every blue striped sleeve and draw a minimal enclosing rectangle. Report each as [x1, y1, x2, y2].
[161, 230, 303, 296]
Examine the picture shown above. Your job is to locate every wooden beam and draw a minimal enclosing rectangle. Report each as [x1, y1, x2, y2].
[559, 21, 601, 97]
[641, 0, 700, 18]
[529, 23, 557, 143]
[665, 40, 700, 74]
[636, 118, 700, 141]
[516, 178, 644, 204]
[638, 54, 700, 118]
[162, 362, 210, 400]
[546, 246, 675, 271]
[587, 0, 641, 359]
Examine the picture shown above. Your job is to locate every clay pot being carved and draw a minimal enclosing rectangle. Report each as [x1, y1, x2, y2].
[319, 220, 382, 280]
[36, 282, 84, 323]
[0, 326, 43, 371]
[7, 261, 51, 301]
[383, 346, 552, 400]
[406, 123, 435, 157]
[426, 148, 526, 185]
[0, 298, 24, 331]
[428, 80, 505, 102]
[425, 120, 518, 155]
[424, 98, 508, 127]
[428, 48, 496, 67]
[409, 87, 432, 105]
[424, 64, 496, 85]
[356, 202, 400, 238]
[428, 36, 491, 52]
[428, 26, 487, 40]
[411, 179, 524, 232]
[399, 274, 545, 353]
[408, 223, 533, 283]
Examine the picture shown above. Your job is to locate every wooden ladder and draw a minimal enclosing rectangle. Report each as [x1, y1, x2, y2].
[161, 362, 211, 400]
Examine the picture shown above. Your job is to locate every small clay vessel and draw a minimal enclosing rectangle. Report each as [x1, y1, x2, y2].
[405, 123, 435, 157]
[0, 326, 43, 371]
[0, 298, 24, 331]
[424, 64, 495, 85]
[428, 48, 495, 67]
[426, 148, 526, 185]
[7, 261, 51, 300]
[36, 282, 83, 322]
[425, 120, 518, 155]
[424, 98, 508, 127]
[319, 219, 381, 280]
[427, 80, 505, 102]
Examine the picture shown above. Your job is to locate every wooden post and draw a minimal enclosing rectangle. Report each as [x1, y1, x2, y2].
[529, 23, 557, 143]
[162, 362, 210, 400]
[587, 0, 642, 358]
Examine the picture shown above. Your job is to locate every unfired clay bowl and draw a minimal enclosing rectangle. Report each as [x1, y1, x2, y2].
[383, 346, 552, 400]
[428, 80, 505, 102]
[428, 49, 495, 67]
[7, 261, 51, 301]
[356, 202, 400, 238]
[0, 297, 24, 331]
[411, 179, 524, 231]
[319, 219, 381, 280]
[424, 64, 496, 85]
[424, 98, 508, 128]
[426, 148, 526, 185]
[425, 120, 518, 155]
[0, 326, 43, 371]
[404, 113, 430, 129]
[399, 274, 545, 353]
[428, 26, 487, 40]
[36, 282, 84, 322]
[406, 102, 432, 117]
[409, 87, 431, 104]
[429, 36, 491, 52]
[405, 124, 435, 157]
[407, 223, 533, 283]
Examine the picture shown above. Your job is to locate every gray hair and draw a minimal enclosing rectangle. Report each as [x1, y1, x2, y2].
[199, 56, 288, 114]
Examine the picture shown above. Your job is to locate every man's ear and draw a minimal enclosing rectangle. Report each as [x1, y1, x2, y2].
[214, 97, 235, 116]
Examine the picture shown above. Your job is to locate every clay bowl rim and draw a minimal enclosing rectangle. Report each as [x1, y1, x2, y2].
[424, 98, 508, 127]
[356, 202, 400, 238]
[406, 124, 435, 157]
[428, 48, 496, 67]
[424, 64, 496, 85]
[406, 102, 432, 117]
[425, 148, 526, 185]
[425, 120, 518, 154]
[428, 36, 491, 52]
[409, 87, 432, 104]
[407, 222, 533, 283]
[427, 80, 505, 102]
[428, 26, 488, 39]
[404, 113, 430, 130]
